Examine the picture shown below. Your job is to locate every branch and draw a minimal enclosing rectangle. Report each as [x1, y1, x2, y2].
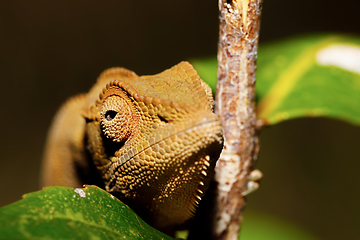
[213, 0, 262, 239]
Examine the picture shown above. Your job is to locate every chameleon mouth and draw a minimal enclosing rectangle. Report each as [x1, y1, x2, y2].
[105, 116, 223, 192]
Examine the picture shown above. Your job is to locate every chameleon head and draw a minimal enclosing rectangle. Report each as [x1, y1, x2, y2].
[83, 62, 223, 230]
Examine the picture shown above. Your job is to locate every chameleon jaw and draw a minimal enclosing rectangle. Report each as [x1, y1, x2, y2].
[105, 117, 223, 191]
[103, 117, 223, 229]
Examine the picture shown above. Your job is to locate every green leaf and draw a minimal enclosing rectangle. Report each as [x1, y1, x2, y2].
[191, 34, 360, 126]
[240, 210, 320, 240]
[0, 185, 174, 240]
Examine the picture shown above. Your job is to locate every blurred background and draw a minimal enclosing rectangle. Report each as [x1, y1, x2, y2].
[1, 0, 360, 239]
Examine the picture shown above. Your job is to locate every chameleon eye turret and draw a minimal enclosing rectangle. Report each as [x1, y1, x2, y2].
[41, 62, 224, 231]
[100, 95, 133, 143]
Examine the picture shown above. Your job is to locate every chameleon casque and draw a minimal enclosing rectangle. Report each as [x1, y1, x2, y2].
[41, 61, 224, 231]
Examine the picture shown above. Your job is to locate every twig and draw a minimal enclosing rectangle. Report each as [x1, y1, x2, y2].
[213, 0, 262, 239]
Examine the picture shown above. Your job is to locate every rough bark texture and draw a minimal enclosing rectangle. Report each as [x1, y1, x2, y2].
[213, 0, 262, 239]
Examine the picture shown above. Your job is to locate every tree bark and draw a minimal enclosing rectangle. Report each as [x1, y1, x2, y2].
[213, 0, 262, 239]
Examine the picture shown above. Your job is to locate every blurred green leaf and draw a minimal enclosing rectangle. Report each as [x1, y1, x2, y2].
[240, 210, 320, 240]
[191, 34, 360, 126]
[0, 185, 174, 240]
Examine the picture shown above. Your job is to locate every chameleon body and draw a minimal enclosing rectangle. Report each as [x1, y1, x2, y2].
[41, 61, 223, 230]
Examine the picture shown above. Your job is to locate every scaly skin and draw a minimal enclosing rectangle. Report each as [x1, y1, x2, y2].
[41, 61, 223, 231]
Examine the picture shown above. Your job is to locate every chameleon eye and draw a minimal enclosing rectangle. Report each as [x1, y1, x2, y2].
[100, 95, 133, 142]
[105, 110, 117, 121]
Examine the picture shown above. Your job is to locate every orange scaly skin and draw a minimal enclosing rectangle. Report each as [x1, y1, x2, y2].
[41, 61, 223, 231]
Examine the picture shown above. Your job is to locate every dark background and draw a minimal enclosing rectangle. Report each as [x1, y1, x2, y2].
[1, 1, 360, 239]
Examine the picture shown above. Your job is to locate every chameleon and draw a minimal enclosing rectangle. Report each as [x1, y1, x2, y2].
[41, 61, 224, 231]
